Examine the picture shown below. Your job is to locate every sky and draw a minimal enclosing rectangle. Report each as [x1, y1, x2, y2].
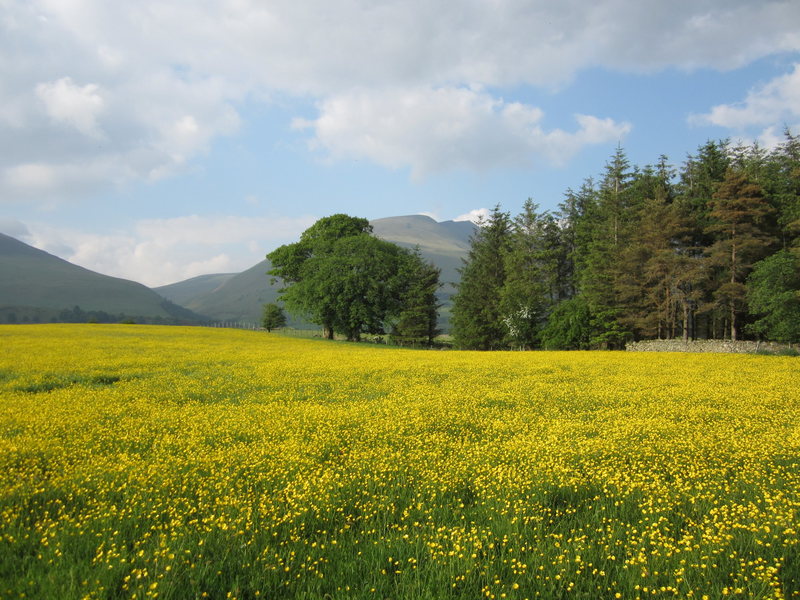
[2, 0, 800, 287]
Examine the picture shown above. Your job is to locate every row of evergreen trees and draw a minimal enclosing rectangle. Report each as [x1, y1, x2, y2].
[452, 133, 800, 349]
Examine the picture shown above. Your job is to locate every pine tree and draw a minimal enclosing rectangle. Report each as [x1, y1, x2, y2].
[391, 248, 441, 346]
[617, 193, 699, 340]
[499, 200, 554, 349]
[676, 140, 731, 338]
[556, 178, 597, 299]
[579, 147, 635, 348]
[770, 129, 800, 250]
[705, 169, 774, 340]
[451, 206, 512, 350]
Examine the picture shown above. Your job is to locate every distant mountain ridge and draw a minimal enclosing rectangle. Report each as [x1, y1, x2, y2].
[0, 215, 475, 328]
[0, 232, 205, 323]
[156, 215, 476, 327]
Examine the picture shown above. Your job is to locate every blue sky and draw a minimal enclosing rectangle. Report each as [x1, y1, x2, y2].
[2, 1, 799, 286]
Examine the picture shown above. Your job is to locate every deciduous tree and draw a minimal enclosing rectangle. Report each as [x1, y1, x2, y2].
[261, 303, 286, 332]
[746, 250, 800, 343]
[268, 215, 438, 342]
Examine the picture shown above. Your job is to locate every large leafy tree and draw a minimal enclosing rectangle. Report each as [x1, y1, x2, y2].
[299, 235, 411, 341]
[451, 206, 512, 350]
[268, 215, 438, 342]
[746, 250, 800, 343]
[268, 214, 372, 338]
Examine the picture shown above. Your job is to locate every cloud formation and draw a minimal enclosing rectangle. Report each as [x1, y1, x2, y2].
[692, 63, 800, 144]
[294, 87, 630, 178]
[454, 208, 491, 224]
[1, 0, 799, 204]
[36, 77, 106, 139]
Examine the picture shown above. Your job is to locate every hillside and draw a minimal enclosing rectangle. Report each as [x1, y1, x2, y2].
[371, 215, 475, 328]
[0, 233, 204, 323]
[157, 215, 476, 327]
[370, 215, 474, 285]
[158, 259, 287, 325]
[154, 273, 236, 307]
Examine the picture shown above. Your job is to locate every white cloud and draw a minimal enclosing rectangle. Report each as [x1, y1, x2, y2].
[1, 0, 799, 204]
[692, 63, 800, 133]
[295, 87, 630, 178]
[3, 159, 134, 200]
[455, 208, 491, 224]
[691, 63, 800, 148]
[36, 77, 106, 139]
[19, 214, 317, 287]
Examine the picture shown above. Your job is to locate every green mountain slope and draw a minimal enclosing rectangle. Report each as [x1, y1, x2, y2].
[154, 273, 236, 307]
[371, 214, 473, 284]
[0, 233, 204, 323]
[166, 259, 284, 325]
[158, 215, 476, 328]
[371, 215, 475, 328]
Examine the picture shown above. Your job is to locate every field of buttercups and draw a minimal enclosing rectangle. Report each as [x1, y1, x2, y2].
[0, 324, 798, 599]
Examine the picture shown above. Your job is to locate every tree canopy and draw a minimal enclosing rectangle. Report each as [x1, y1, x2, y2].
[261, 303, 286, 332]
[267, 215, 439, 342]
[451, 132, 800, 349]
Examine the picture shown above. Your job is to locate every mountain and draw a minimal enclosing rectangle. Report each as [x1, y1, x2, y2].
[371, 215, 473, 280]
[154, 273, 236, 307]
[370, 215, 475, 327]
[0, 233, 205, 324]
[157, 259, 285, 325]
[157, 215, 477, 328]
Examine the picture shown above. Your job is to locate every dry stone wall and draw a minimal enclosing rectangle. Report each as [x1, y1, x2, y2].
[625, 340, 795, 354]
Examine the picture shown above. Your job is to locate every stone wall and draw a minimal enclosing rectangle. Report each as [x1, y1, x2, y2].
[625, 339, 795, 354]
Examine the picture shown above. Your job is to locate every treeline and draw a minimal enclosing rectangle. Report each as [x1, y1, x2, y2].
[1, 302, 208, 326]
[452, 133, 800, 349]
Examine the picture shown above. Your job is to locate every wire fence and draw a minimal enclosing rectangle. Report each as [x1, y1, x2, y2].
[204, 321, 325, 338]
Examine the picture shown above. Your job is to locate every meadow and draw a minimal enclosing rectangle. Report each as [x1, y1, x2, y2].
[0, 324, 798, 600]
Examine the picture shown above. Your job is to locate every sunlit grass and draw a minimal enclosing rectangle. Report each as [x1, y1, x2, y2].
[1, 324, 798, 599]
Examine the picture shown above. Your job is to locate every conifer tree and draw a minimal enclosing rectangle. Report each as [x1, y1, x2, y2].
[556, 178, 597, 299]
[770, 129, 800, 250]
[705, 169, 774, 340]
[451, 206, 512, 350]
[391, 248, 441, 346]
[676, 140, 731, 337]
[579, 147, 635, 348]
[499, 200, 553, 349]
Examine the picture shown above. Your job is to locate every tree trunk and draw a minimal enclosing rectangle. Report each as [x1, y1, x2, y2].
[730, 234, 737, 341]
[682, 301, 689, 342]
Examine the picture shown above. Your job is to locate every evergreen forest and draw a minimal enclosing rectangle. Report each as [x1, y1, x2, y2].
[452, 133, 800, 350]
